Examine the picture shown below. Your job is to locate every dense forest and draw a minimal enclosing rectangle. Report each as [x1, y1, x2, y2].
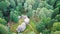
[0, 0, 60, 34]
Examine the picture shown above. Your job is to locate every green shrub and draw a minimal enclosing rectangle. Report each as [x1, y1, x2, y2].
[27, 5, 33, 18]
[56, 3, 60, 8]
[39, 7, 53, 19]
[53, 22, 60, 31]
[0, 24, 9, 34]
[38, 1, 53, 9]
[16, 3, 25, 14]
[0, 11, 3, 18]
[0, 1, 10, 10]
[36, 21, 45, 32]
[27, 10, 32, 18]
[46, 19, 57, 29]
[47, 0, 56, 6]
[0, 0, 10, 19]
[9, 0, 16, 8]
[10, 10, 19, 23]
[27, 31, 35, 34]
[42, 18, 51, 29]
[42, 29, 51, 34]
[55, 0, 60, 8]
[51, 31, 60, 34]
[51, 7, 59, 19]
[55, 14, 60, 22]
[0, 18, 7, 25]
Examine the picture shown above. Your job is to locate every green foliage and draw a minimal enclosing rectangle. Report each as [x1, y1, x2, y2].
[0, 11, 3, 18]
[51, 7, 59, 19]
[47, 0, 56, 6]
[16, 3, 22, 11]
[35, 7, 54, 32]
[27, 10, 32, 18]
[52, 0, 60, 18]
[26, 0, 35, 5]
[36, 17, 57, 33]
[0, 0, 5, 2]
[32, 0, 39, 9]
[38, 1, 53, 9]
[46, 19, 57, 29]
[28, 7, 53, 19]
[0, 24, 9, 34]
[55, 0, 60, 8]
[36, 21, 45, 32]
[41, 18, 51, 29]
[56, 3, 60, 8]
[0, 0, 10, 21]
[0, 1, 10, 10]
[27, 31, 35, 34]
[27, 5, 33, 17]
[39, 7, 53, 19]
[16, 3, 25, 14]
[55, 14, 60, 22]
[9, 0, 16, 8]
[40, 17, 57, 29]
[0, 18, 7, 25]
[10, 10, 19, 23]
[51, 31, 60, 34]
[42, 29, 51, 34]
[53, 22, 60, 31]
